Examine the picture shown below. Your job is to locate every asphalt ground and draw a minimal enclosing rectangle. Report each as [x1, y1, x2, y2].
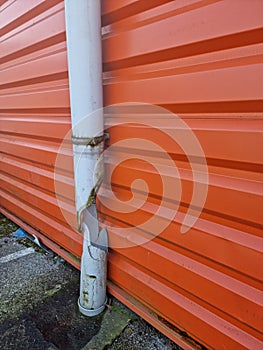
[0, 213, 180, 350]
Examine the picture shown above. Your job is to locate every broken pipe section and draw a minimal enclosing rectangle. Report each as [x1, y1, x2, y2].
[78, 205, 108, 316]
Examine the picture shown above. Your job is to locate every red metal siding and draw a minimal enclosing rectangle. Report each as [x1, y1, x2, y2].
[0, 1, 263, 349]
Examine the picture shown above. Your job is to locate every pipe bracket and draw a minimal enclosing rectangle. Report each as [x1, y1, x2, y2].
[72, 134, 106, 146]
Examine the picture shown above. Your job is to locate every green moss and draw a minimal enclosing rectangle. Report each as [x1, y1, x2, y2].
[44, 284, 62, 297]
[0, 213, 18, 237]
[18, 238, 46, 254]
[68, 252, 81, 265]
[82, 302, 132, 350]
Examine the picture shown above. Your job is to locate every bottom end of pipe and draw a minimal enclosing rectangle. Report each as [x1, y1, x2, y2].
[78, 297, 107, 317]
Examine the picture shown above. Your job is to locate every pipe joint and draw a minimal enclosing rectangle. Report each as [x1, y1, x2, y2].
[72, 134, 105, 147]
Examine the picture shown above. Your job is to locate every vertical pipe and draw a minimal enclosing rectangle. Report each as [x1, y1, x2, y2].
[64, 0, 103, 217]
[64, 0, 107, 317]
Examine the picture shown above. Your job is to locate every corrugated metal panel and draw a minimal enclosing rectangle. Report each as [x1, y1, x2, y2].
[0, 0, 82, 259]
[101, 1, 263, 349]
[1, 1, 263, 349]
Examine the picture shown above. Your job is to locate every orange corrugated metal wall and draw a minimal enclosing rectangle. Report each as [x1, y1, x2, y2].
[0, 0, 82, 261]
[1, 1, 263, 349]
[102, 1, 263, 349]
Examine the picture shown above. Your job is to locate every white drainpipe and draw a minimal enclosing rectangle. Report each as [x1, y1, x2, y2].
[64, 0, 108, 316]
